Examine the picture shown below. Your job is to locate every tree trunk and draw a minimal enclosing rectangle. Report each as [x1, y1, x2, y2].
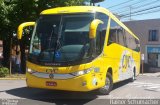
[20, 39, 26, 73]
[2, 37, 10, 68]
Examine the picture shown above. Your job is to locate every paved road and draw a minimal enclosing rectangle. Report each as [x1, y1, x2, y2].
[0, 75, 160, 105]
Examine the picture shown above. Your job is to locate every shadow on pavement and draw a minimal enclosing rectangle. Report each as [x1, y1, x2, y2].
[112, 79, 131, 90]
[6, 79, 132, 104]
[6, 87, 97, 104]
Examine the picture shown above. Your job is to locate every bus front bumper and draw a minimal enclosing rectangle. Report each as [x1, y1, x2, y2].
[26, 71, 104, 92]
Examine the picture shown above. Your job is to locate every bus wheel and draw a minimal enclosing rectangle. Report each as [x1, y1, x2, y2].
[130, 69, 136, 82]
[99, 72, 113, 95]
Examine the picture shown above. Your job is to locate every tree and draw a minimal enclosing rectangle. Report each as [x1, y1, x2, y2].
[0, 0, 13, 67]
[0, 0, 88, 73]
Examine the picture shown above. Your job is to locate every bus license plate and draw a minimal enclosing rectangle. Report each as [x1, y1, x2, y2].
[46, 81, 57, 86]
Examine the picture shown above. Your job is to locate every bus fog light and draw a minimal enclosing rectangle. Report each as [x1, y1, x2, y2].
[92, 78, 97, 86]
[82, 81, 87, 86]
[94, 67, 100, 72]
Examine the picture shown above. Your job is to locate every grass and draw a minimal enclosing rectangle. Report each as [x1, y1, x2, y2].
[3, 73, 26, 78]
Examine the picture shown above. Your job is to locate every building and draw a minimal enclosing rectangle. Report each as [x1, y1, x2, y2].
[124, 19, 160, 71]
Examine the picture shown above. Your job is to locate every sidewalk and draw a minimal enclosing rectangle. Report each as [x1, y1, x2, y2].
[0, 74, 26, 80]
[139, 72, 160, 77]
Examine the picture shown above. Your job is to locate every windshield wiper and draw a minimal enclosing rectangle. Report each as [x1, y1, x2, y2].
[48, 25, 55, 49]
[53, 16, 70, 63]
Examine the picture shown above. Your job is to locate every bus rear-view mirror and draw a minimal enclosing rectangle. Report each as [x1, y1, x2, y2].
[17, 22, 35, 39]
[89, 19, 103, 39]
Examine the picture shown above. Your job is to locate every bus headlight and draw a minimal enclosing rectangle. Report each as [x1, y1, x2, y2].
[70, 68, 94, 76]
[27, 68, 36, 74]
[27, 68, 32, 72]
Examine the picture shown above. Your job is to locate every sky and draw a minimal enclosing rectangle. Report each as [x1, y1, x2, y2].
[97, 0, 160, 21]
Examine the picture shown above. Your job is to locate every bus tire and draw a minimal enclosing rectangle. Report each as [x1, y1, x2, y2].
[130, 69, 136, 82]
[98, 72, 113, 95]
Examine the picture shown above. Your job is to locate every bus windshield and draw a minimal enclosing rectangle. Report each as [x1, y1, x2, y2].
[29, 13, 97, 66]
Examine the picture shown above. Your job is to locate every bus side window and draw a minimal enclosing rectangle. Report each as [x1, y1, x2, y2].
[108, 19, 119, 45]
[135, 38, 140, 52]
[95, 12, 108, 54]
[108, 19, 126, 46]
[108, 29, 117, 44]
[125, 31, 140, 52]
[117, 27, 125, 46]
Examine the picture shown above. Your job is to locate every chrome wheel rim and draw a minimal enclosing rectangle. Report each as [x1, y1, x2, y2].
[100, 77, 110, 92]
[104, 77, 110, 90]
[132, 71, 135, 80]
[99, 76, 111, 94]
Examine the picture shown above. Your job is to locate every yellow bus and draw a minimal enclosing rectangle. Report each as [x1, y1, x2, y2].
[17, 6, 140, 94]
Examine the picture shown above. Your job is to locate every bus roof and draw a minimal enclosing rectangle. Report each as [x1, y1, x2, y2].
[41, 6, 110, 15]
[41, 6, 139, 40]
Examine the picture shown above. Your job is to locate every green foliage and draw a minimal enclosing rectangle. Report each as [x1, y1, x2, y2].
[91, 0, 104, 3]
[0, 0, 89, 69]
[0, 0, 12, 39]
[0, 0, 88, 39]
[0, 67, 9, 77]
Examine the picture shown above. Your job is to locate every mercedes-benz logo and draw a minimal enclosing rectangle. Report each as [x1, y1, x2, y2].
[49, 73, 54, 79]
[46, 69, 58, 79]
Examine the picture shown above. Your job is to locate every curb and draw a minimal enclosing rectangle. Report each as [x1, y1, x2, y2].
[139, 74, 160, 77]
[0, 78, 26, 80]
